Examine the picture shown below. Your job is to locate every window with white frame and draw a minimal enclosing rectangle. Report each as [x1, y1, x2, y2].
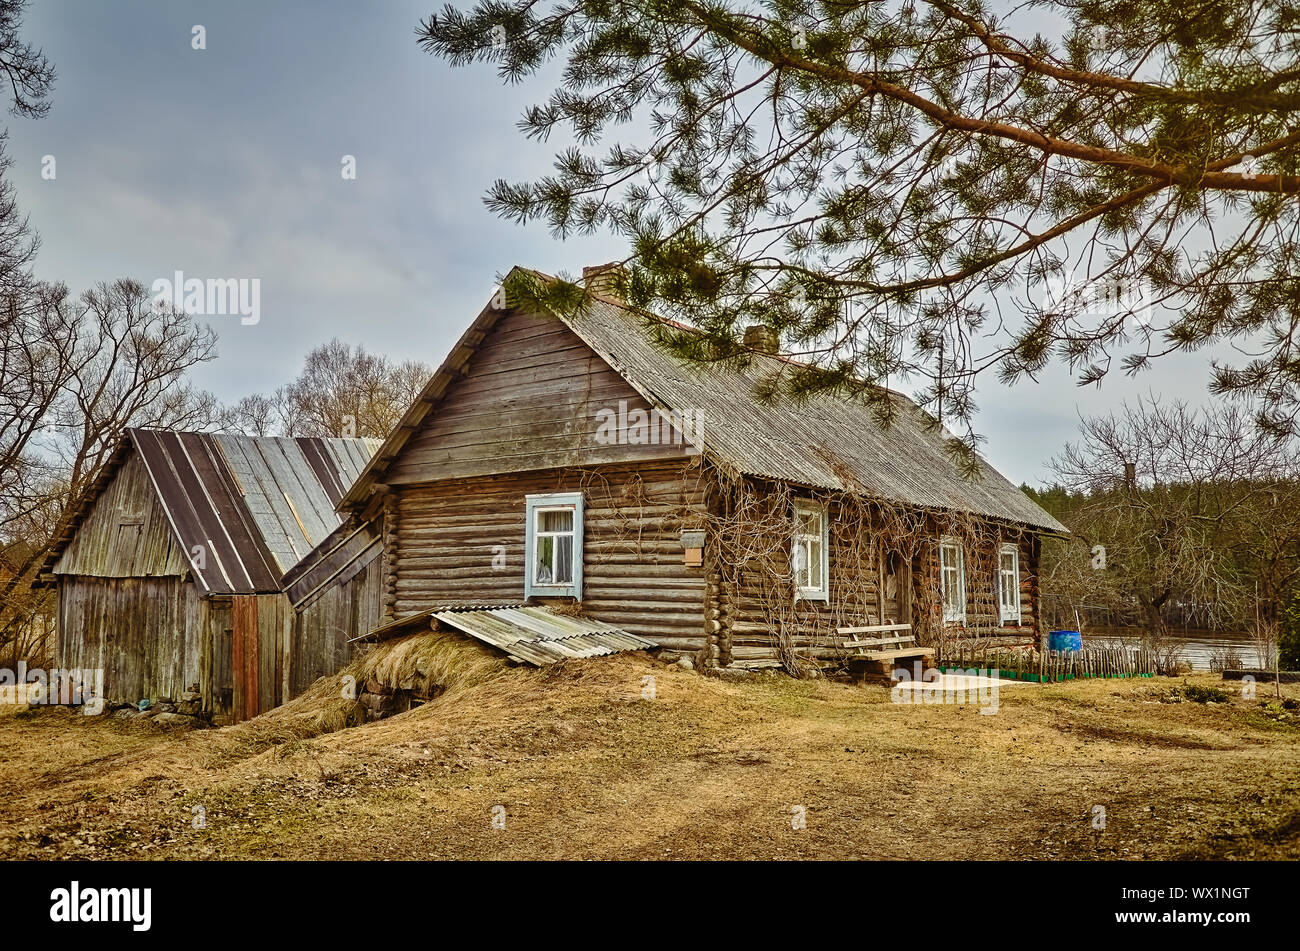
[939, 537, 965, 623]
[524, 493, 584, 598]
[792, 501, 829, 601]
[998, 542, 1021, 623]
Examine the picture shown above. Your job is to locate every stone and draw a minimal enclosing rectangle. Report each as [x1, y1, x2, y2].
[675, 656, 695, 670]
[154, 702, 176, 714]
[180, 691, 201, 703]
[151, 712, 195, 728]
[111, 708, 138, 720]
[176, 700, 201, 716]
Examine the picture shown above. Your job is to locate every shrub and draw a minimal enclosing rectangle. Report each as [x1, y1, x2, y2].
[1281, 595, 1300, 670]
[1181, 682, 1230, 704]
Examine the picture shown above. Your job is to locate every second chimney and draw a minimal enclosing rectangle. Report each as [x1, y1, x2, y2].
[743, 324, 780, 355]
[582, 262, 626, 302]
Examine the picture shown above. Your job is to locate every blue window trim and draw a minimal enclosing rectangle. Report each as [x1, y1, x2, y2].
[524, 492, 584, 600]
[792, 500, 830, 603]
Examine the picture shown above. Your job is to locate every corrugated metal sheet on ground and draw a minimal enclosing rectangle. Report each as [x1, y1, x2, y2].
[431, 605, 656, 665]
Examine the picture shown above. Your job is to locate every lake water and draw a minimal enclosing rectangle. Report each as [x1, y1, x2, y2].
[1082, 629, 1264, 670]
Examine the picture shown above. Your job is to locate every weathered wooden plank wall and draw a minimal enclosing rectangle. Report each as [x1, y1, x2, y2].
[56, 576, 205, 704]
[200, 597, 233, 719]
[231, 596, 256, 721]
[229, 594, 290, 721]
[257, 594, 291, 714]
[385, 309, 691, 486]
[53, 454, 189, 577]
[289, 553, 381, 697]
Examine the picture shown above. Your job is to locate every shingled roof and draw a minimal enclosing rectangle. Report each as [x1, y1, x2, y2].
[42, 429, 380, 594]
[341, 266, 1065, 533]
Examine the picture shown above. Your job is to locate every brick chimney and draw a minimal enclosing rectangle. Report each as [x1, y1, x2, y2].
[743, 324, 780, 355]
[582, 262, 626, 302]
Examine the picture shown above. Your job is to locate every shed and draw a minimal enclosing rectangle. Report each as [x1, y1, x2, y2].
[38, 429, 378, 720]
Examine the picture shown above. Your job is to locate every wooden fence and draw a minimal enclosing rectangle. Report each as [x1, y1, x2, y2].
[937, 643, 1160, 682]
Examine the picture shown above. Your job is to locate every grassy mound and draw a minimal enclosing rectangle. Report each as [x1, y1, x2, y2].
[221, 629, 511, 750]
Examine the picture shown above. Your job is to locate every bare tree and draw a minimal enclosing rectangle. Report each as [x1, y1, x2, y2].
[0, 281, 218, 660]
[1047, 398, 1300, 640]
[223, 339, 430, 439]
[0, 0, 54, 120]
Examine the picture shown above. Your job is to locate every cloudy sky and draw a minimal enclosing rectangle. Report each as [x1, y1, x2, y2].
[7, 1, 1225, 486]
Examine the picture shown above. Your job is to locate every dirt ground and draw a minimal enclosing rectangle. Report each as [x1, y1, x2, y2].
[0, 654, 1297, 860]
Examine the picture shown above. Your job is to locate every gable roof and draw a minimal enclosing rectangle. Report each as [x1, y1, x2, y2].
[342, 266, 1065, 533]
[43, 429, 380, 594]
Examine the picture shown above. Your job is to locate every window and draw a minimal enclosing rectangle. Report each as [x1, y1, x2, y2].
[524, 493, 584, 599]
[998, 543, 1021, 623]
[939, 537, 965, 624]
[792, 501, 829, 601]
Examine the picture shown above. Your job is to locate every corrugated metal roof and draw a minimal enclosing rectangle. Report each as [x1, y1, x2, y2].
[43, 429, 380, 595]
[281, 518, 382, 608]
[563, 296, 1067, 533]
[341, 266, 1065, 533]
[431, 605, 656, 665]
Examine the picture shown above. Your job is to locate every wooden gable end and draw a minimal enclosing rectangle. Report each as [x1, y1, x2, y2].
[53, 452, 190, 578]
[386, 307, 693, 485]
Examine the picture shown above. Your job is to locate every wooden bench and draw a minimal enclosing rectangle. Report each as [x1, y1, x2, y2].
[837, 623, 932, 680]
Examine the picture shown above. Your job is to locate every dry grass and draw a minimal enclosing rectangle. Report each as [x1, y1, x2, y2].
[210, 631, 511, 756]
[0, 641, 1296, 860]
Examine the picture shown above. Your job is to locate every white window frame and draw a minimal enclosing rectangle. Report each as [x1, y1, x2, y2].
[939, 537, 965, 624]
[998, 542, 1021, 623]
[792, 501, 830, 602]
[524, 493, 584, 599]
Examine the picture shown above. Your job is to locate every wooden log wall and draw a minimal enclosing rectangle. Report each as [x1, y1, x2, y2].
[726, 493, 886, 666]
[725, 491, 1044, 666]
[382, 495, 398, 621]
[390, 460, 711, 649]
